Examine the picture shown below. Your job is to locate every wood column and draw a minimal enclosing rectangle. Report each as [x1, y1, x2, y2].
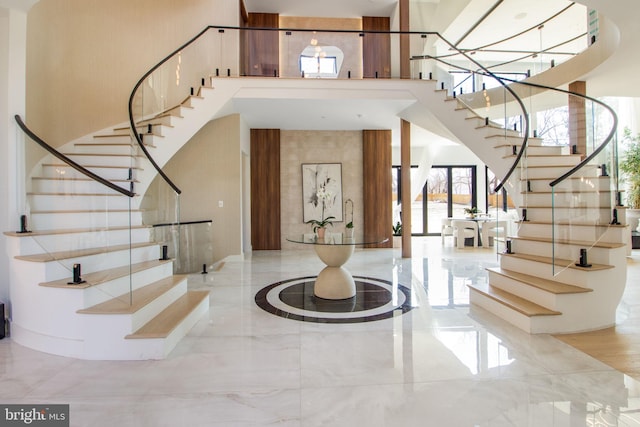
[244, 13, 279, 77]
[400, 119, 412, 257]
[569, 81, 587, 158]
[362, 17, 391, 79]
[399, 0, 411, 79]
[363, 130, 392, 248]
[250, 129, 281, 250]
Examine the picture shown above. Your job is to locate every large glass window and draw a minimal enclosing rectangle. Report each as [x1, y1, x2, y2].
[393, 165, 477, 236]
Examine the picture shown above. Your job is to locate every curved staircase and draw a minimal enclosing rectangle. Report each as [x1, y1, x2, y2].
[6, 32, 628, 358]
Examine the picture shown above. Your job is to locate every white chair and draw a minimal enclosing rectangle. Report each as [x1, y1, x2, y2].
[481, 220, 507, 248]
[441, 218, 454, 245]
[451, 220, 478, 248]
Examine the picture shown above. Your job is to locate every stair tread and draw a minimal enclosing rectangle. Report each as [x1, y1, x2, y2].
[30, 209, 142, 213]
[77, 142, 134, 146]
[32, 177, 137, 183]
[487, 267, 592, 294]
[504, 153, 582, 158]
[27, 191, 128, 196]
[523, 189, 612, 194]
[63, 152, 141, 158]
[77, 275, 187, 314]
[516, 220, 626, 228]
[523, 176, 610, 181]
[40, 259, 173, 289]
[4, 225, 149, 238]
[523, 205, 612, 209]
[43, 163, 142, 170]
[468, 283, 561, 316]
[510, 236, 625, 249]
[113, 124, 174, 131]
[126, 290, 209, 339]
[525, 164, 597, 169]
[93, 134, 132, 139]
[16, 241, 156, 262]
[501, 252, 614, 271]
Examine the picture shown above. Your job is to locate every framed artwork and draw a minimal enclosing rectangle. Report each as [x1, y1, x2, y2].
[302, 163, 343, 222]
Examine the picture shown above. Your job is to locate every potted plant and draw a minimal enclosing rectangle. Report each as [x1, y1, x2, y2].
[392, 221, 402, 248]
[620, 127, 640, 231]
[306, 216, 335, 238]
[464, 207, 481, 219]
[345, 199, 354, 238]
[305, 186, 335, 238]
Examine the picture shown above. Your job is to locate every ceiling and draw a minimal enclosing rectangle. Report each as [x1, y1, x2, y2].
[237, 0, 596, 145]
[243, 0, 400, 19]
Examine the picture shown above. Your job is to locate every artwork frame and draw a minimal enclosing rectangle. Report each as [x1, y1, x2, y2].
[302, 163, 343, 223]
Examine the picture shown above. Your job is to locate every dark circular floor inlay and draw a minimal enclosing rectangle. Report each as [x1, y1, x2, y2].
[279, 281, 392, 313]
[255, 276, 415, 324]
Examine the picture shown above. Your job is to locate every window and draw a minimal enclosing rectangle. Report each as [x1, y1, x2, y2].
[299, 44, 343, 78]
[300, 55, 337, 77]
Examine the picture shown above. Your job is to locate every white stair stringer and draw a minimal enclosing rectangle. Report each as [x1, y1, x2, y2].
[465, 137, 628, 333]
[7, 106, 212, 359]
[132, 80, 245, 199]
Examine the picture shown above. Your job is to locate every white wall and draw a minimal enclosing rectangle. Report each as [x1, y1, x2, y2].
[0, 7, 28, 309]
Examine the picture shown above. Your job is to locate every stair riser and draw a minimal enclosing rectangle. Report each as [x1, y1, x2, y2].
[82, 262, 175, 308]
[80, 279, 187, 337]
[34, 245, 159, 282]
[522, 178, 612, 193]
[499, 145, 566, 157]
[32, 178, 132, 194]
[63, 154, 138, 168]
[10, 228, 152, 256]
[522, 192, 612, 207]
[499, 255, 613, 285]
[81, 295, 209, 360]
[521, 167, 599, 180]
[515, 222, 627, 243]
[468, 293, 534, 333]
[29, 194, 134, 211]
[509, 240, 615, 266]
[73, 144, 136, 155]
[41, 165, 134, 181]
[147, 115, 179, 127]
[91, 135, 134, 144]
[487, 272, 564, 310]
[520, 208, 612, 223]
[470, 292, 613, 334]
[29, 210, 143, 230]
[486, 135, 545, 146]
[520, 156, 581, 168]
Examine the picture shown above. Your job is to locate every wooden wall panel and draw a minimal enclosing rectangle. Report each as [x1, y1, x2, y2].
[244, 13, 279, 77]
[363, 130, 392, 248]
[251, 129, 281, 250]
[362, 16, 391, 78]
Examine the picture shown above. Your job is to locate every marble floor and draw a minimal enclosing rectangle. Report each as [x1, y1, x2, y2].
[2, 237, 640, 426]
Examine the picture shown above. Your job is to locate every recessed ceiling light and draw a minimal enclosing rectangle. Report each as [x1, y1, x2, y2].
[515, 12, 527, 20]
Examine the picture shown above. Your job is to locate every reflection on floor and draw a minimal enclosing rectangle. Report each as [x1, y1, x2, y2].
[2, 236, 640, 426]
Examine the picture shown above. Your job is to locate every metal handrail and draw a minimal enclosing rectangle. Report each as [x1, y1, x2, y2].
[15, 115, 135, 198]
[475, 76, 618, 188]
[129, 25, 530, 199]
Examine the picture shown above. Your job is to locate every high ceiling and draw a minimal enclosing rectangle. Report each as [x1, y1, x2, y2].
[238, 0, 594, 145]
[243, 0, 400, 19]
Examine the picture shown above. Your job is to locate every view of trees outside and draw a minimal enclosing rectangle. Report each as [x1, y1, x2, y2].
[391, 88, 600, 237]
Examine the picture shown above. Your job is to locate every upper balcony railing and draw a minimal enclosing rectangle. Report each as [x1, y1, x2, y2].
[124, 12, 615, 272]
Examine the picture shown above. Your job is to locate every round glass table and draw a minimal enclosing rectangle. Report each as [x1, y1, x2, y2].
[286, 233, 389, 300]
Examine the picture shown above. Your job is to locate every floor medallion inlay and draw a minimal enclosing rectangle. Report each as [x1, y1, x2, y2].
[255, 276, 415, 323]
